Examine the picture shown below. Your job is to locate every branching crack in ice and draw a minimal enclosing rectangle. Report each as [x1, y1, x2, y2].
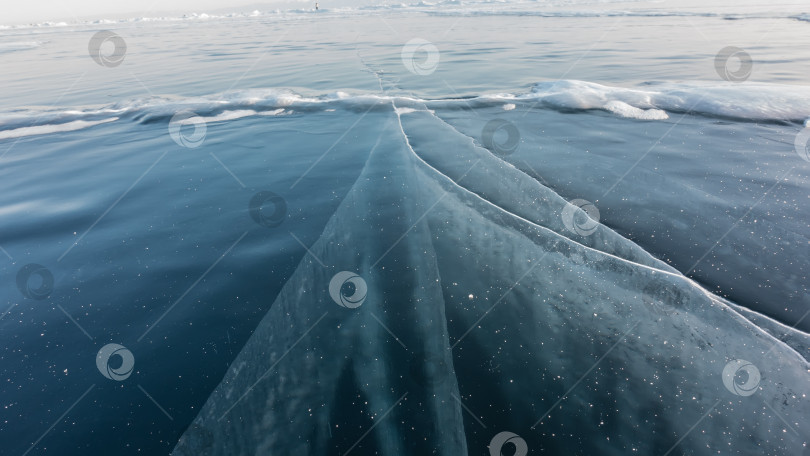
[392, 103, 672, 273]
[172, 94, 809, 456]
[392, 102, 809, 364]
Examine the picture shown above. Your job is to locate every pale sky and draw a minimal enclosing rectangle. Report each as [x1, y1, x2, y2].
[3, 0, 338, 24]
[4, 0, 806, 25]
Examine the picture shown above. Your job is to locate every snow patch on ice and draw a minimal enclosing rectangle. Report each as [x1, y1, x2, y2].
[395, 107, 419, 115]
[0, 117, 117, 140]
[527, 79, 810, 122]
[604, 100, 668, 120]
[4, 79, 810, 140]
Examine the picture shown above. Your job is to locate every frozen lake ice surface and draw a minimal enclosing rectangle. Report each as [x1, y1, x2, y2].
[0, 0, 808, 455]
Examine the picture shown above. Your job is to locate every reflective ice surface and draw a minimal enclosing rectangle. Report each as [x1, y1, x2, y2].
[1, 1, 809, 455]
